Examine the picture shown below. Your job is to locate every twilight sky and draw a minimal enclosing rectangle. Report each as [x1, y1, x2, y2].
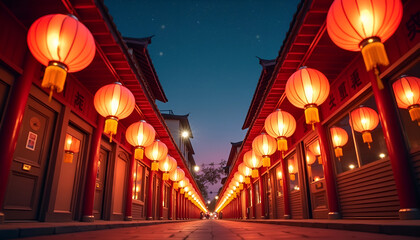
[105, 0, 300, 200]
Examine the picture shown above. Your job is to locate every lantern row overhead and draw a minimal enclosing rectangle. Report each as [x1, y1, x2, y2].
[217, 0, 413, 213]
[26, 13, 207, 212]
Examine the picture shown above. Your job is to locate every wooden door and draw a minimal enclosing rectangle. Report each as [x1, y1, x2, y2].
[3, 96, 56, 220]
[93, 148, 108, 219]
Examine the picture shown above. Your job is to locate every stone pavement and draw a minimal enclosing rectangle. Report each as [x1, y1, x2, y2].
[17, 220, 420, 240]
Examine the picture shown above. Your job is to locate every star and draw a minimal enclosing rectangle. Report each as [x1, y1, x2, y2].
[256, 35, 260, 39]
[161, 24, 166, 29]
[159, 52, 164, 56]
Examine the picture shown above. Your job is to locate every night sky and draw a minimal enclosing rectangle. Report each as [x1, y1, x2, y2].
[104, 0, 300, 200]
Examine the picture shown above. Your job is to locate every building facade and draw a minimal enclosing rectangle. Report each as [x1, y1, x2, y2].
[217, 0, 420, 220]
[0, 0, 205, 223]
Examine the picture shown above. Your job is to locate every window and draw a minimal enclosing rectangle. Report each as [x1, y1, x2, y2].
[132, 161, 144, 201]
[305, 138, 324, 182]
[287, 154, 299, 191]
[254, 182, 261, 204]
[329, 95, 389, 174]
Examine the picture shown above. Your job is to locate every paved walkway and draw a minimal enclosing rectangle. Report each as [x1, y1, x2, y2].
[20, 220, 420, 240]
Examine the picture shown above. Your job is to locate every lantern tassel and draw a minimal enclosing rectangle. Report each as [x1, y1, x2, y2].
[151, 161, 159, 171]
[374, 67, 385, 90]
[277, 138, 288, 152]
[334, 147, 343, 158]
[173, 182, 178, 189]
[42, 64, 67, 102]
[361, 40, 389, 72]
[251, 169, 259, 178]
[180, 188, 184, 194]
[49, 88, 54, 102]
[163, 172, 169, 181]
[239, 183, 244, 190]
[304, 106, 320, 126]
[290, 173, 295, 181]
[104, 117, 118, 142]
[245, 177, 251, 184]
[134, 147, 144, 160]
[64, 152, 74, 163]
[262, 156, 271, 167]
[317, 156, 322, 165]
[362, 132, 373, 149]
[408, 106, 420, 125]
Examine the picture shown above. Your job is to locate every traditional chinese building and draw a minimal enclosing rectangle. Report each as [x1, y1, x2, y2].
[0, 0, 206, 223]
[217, 0, 420, 220]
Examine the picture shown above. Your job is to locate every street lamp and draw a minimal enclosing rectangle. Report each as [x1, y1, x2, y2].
[215, 196, 219, 200]
[194, 165, 200, 172]
[207, 200, 211, 204]
[182, 131, 189, 138]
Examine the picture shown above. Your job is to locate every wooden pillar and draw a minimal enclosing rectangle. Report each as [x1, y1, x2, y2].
[124, 152, 135, 221]
[176, 190, 180, 220]
[258, 169, 266, 219]
[280, 155, 291, 219]
[159, 173, 164, 220]
[238, 191, 242, 219]
[169, 182, 173, 220]
[245, 185, 249, 219]
[0, 55, 39, 223]
[371, 75, 420, 219]
[316, 122, 340, 219]
[146, 170, 155, 220]
[250, 180, 256, 219]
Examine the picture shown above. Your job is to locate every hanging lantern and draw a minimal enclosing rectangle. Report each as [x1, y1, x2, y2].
[27, 14, 95, 101]
[327, 0, 403, 89]
[178, 178, 190, 194]
[306, 150, 316, 165]
[243, 150, 262, 178]
[63, 133, 80, 163]
[350, 106, 379, 148]
[252, 133, 277, 167]
[169, 167, 185, 189]
[276, 168, 283, 186]
[330, 127, 349, 159]
[126, 120, 156, 160]
[288, 157, 298, 181]
[234, 172, 245, 190]
[94, 82, 135, 142]
[285, 67, 330, 128]
[145, 140, 168, 171]
[264, 109, 296, 153]
[392, 76, 420, 125]
[308, 140, 322, 164]
[158, 155, 177, 180]
[238, 163, 252, 184]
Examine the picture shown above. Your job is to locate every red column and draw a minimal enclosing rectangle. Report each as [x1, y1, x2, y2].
[371, 75, 420, 219]
[281, 155, 291, 219]
[176, 191, 180, 220]
[238, 191, 242, 219]
[250, 180, 256, 219]
[169, 182, 173, 220]
[258, 169, 266, 219]
[0, 55, 39, 223]
[147, 170, 155, 220]
[316, 122, 340, 219]
[124, 152, 135, 221]
[159, 174, 164, 220]
[245, 185, 249, 219]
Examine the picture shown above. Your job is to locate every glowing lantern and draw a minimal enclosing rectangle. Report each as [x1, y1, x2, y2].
[169, 167, 185, 189]
[252, 133, 277, 167]
[392, 76, 420, 125]
[330, 127, 349, 159]
[63, 134, 80, 163]
[308, 140, 322, 164]
[286, 67, 330, 128]
[27, 14, 95, 101]
[159, 155, 177, 180]
[178, 178, 190, 194]
[238, 163, 252, 184]
[94, 82, 135, 142]
[327, 0, 403, 89]
[145, 140, 168, 171]
[350, 106, 379, 148]
[288, 157, 298, 181]
[243, 150, 262, 178]
[306, 150, 316, 165]
[126, 120, 155, 160]
[234, 172, 245, 190]
[264, 109, 296, 153]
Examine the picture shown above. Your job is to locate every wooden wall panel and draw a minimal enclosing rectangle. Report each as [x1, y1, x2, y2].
[412, 151, 420, 193]
[276, 195, 284, 219]
[132, 202, 144, 220]
[336, 159, 399, 219]
[290, 191, 303, 219]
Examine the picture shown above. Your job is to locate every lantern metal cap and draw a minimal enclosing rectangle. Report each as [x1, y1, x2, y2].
[299, 66, 307, 70]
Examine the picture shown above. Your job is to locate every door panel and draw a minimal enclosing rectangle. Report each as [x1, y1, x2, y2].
[3, 96, 56, 220]
[93, 148, 108, 219]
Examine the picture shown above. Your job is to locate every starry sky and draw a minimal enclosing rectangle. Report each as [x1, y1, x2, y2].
[104, 0, 301, 200]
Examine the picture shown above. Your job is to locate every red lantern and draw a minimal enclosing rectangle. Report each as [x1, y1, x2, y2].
[243, 150, 262, 178]
[308, 140, 322, 164]
[94, 82, 135, 142]
[126, 120, 156, 160]
[288, 156, 298, 181]
[27, 14, 95, 100]
[392, 76, 420, 125]
[234, 172, 245, 190]
[306, 150, 316, 165]
[158, 155, 177, 180]
[178, 178, 190, 194]
[238, 163, 252, 184]
[350, 106, 379, 148]
[264, 109, 296, 153]
[169, 167, 185, 189]
[252, 133, 277, 167]
[145, 140, 168, 171]
[327, 0, 403, 88]
[64, 133, 80, 163]
[330, 127, 349, 159]
[285, 67, 330, 128]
